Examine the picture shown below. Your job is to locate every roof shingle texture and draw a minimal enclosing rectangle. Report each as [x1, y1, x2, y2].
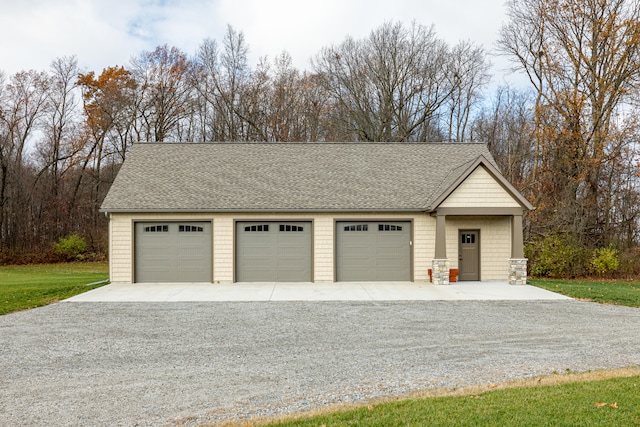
[101, 142, 496, 212]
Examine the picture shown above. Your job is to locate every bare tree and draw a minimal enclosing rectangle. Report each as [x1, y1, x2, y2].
[263, 52, 313, 141]
[312, 21, 456, 142]
[38, 56, 81, 195]
[195, 27, 255, 141]
[445, 41, 491, 141]
[498, 0, 640, 246]
[0, 70, 49, 250]
[131, 45, 196, 142]
[471, 86, 535, 187]
[30, 56, 84, 243]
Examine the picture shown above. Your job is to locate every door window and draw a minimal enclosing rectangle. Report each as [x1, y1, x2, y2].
[461, 233, 475, 244]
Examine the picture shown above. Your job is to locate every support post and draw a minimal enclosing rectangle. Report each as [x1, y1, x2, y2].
[510, 214, 527, 285]
[432, 213, 450, 285]
[511, 214, 524, 258]
[435, 214, 446, 259]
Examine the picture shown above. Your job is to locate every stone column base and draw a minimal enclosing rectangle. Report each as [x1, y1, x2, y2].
[432, 259, 450, 285]
[509, 258, 527, 285]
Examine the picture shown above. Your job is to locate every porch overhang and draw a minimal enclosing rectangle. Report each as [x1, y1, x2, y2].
[429, 206, 529, 260]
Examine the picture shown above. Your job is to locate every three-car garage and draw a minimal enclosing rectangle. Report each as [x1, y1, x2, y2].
[134, 220, 412, 283]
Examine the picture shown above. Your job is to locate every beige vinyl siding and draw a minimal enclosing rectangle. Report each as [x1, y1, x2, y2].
[313, 217, 334, 282]
[109, 212, 432, 284]
[440, 166, 522, 208]
[110, 216, 134, 282]
[417, 213, 435, 281]
[107, 212, 512, 283]
[213, 217, 233, 283]
[445, 216, 511, 280]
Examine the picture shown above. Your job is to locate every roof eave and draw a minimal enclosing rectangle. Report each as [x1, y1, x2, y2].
[100, 207, 430, 214]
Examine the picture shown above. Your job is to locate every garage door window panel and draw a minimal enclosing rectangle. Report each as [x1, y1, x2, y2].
[179, 225, 204, 232]
[280, 224, 304, 232]
[245, 224, 269, 232]
[378, 224, 403, 231]
[144, 225, 169, 232]
[344, 224, 368, 231]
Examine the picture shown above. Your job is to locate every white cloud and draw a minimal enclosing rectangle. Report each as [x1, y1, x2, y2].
[0, 0, 148, 74]
[209, 0, 509, 70]
[0, 0, 518, 85]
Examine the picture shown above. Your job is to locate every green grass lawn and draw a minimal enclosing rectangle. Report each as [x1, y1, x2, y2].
[0, 262, 108, 315]
[261, 372, 640, 427]
[530, 278, 640, 307]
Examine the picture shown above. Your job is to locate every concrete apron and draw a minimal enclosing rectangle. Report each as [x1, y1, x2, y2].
[66, 281, 571, 302]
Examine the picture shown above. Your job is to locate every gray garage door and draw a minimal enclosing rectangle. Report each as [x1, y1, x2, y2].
[236, 221, 312, 282]
[135, 222, 212, 283]
[336, 221, 411, 281]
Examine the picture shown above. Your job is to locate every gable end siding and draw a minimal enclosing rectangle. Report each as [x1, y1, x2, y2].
[440, 166, 522, 208]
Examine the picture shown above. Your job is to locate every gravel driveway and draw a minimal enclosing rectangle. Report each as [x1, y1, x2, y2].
[2, 300, 640, 426]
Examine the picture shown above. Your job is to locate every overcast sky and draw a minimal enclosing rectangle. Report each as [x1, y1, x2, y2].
[0, 0, 523, 87]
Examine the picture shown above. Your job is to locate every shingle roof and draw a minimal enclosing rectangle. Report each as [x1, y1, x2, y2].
[101, 142, 504, 212]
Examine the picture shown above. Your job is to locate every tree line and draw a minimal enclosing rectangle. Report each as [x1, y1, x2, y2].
[1, 0, 640, 276]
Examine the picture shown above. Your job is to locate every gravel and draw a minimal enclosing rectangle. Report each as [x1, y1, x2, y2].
[1, 300, 640, 426]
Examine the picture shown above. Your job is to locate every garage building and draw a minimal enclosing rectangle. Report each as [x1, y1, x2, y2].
[101, 142, 533, 285]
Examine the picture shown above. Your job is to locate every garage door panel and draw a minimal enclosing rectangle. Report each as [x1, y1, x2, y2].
[376, 256, 406, 268]
[337, 221, 410, 281]
[376, 235, 407, 246]
[176, 269, 209, 282]
[276, 269, 308, 282]
[177, 258, 207, 268]
[376, 268, 407, 280]
[236, 222, 311, 282]
[177, 247, 205, 258]
[242, 246, 272, 257]
[245, 258, 274, 269]
[143, 246, 171, 258]
[135, 222, 212, 283]
[278, 245, 308, 256]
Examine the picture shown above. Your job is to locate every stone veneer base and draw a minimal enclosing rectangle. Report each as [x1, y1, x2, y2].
[509, 258, 528, 285]
[432, 259, 450, 285]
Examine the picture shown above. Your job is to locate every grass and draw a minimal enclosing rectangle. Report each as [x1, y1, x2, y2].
[220, 369, 640, 427]
[0, 262, 108, 315]
[530, 278, 640, 307]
